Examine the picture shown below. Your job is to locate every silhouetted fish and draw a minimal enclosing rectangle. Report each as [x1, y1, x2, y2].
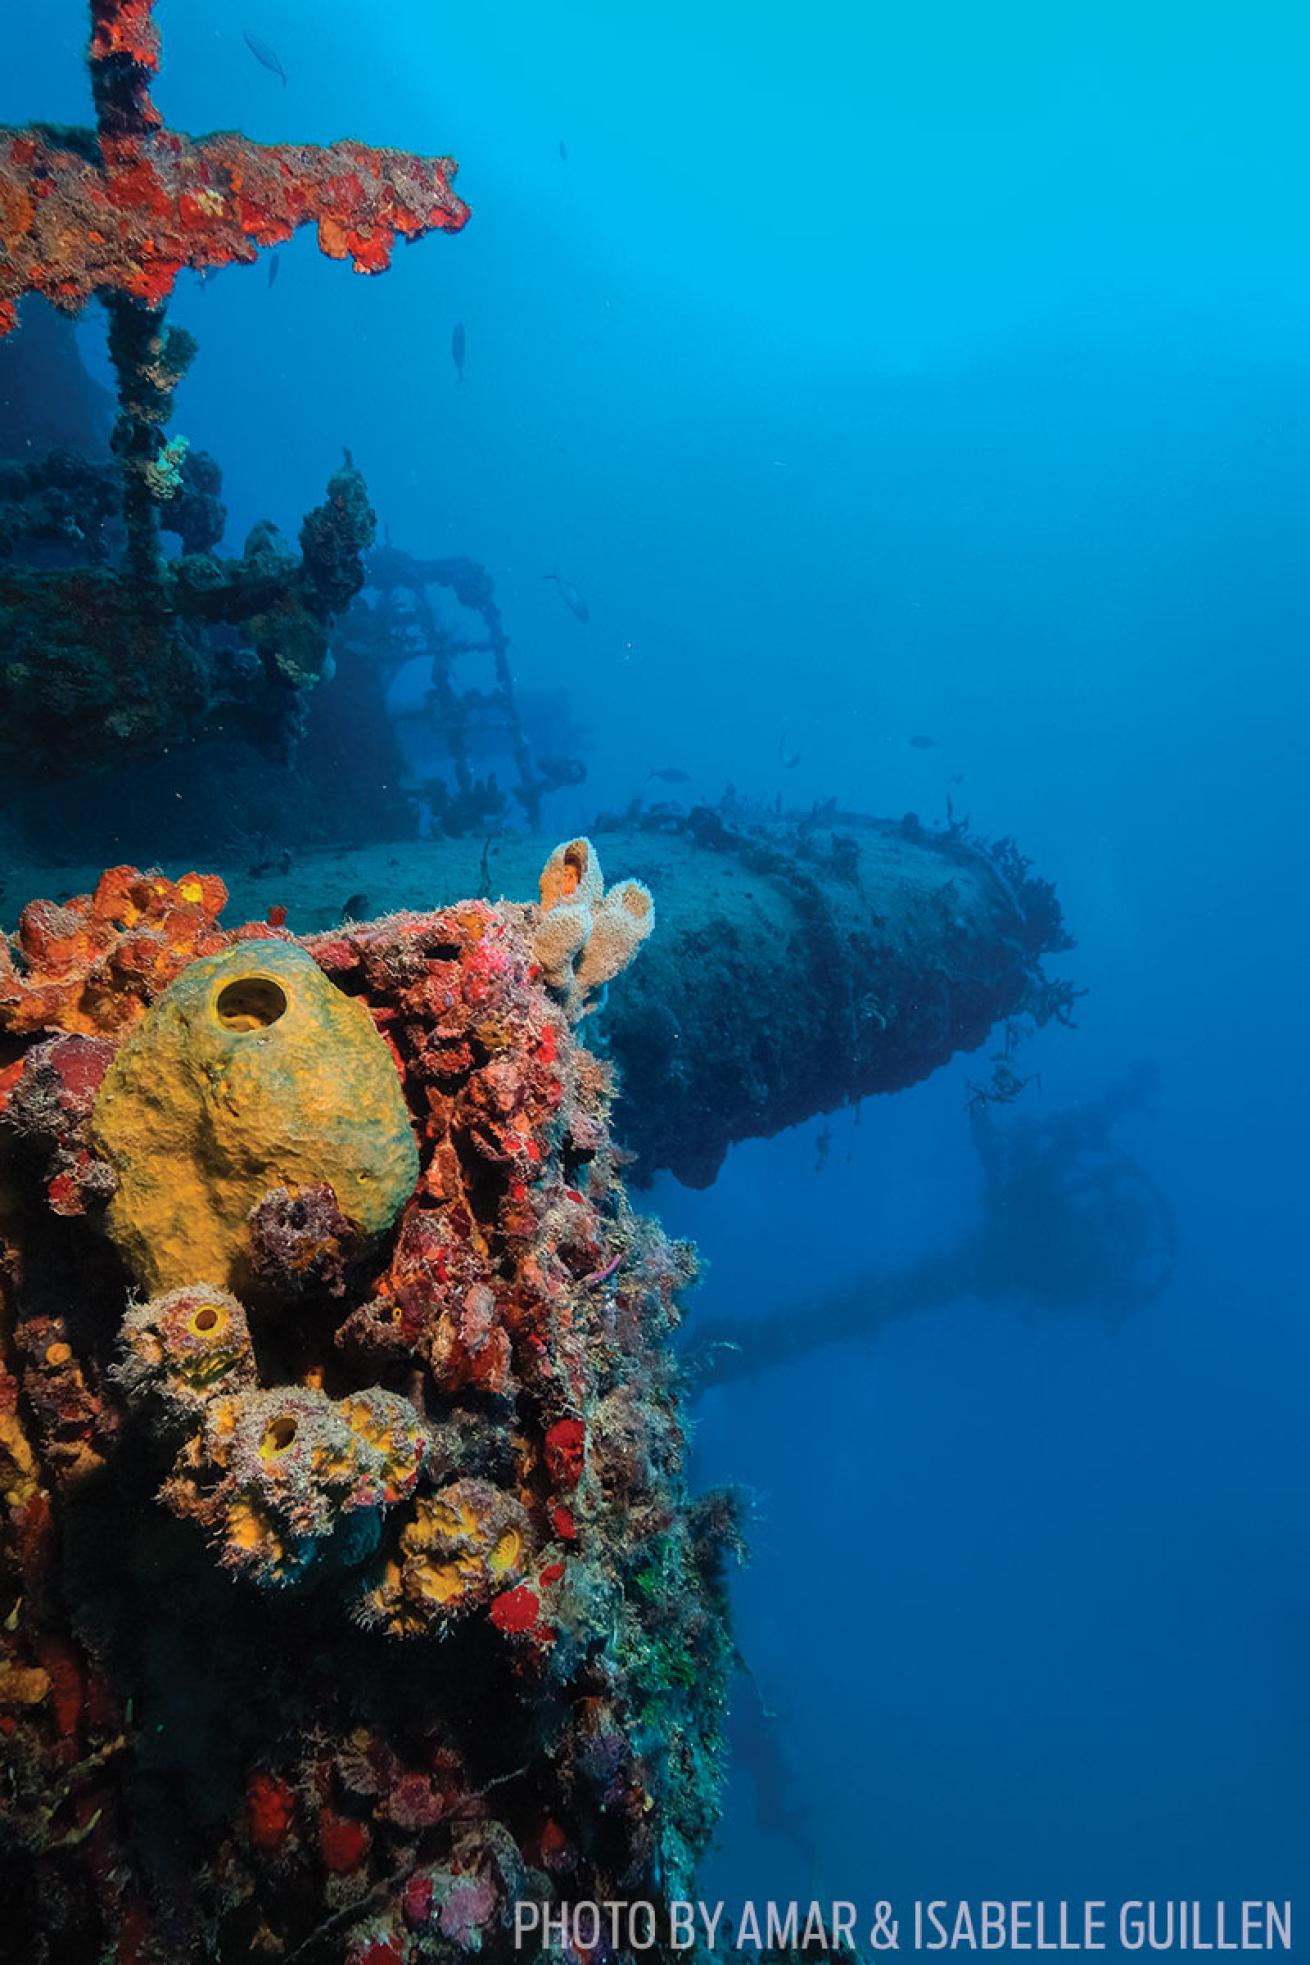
[267, 252, 280, 289]
[341, 892, 370, 924]
[647, 766, 690, 784]
[451, 320, 466, 385]
[543, 572, 590, 622]
[778, 735, 802, 769]
[909, 733, 937, 749]
[243, 30, 287, 85]
[559, 139, 569, 164]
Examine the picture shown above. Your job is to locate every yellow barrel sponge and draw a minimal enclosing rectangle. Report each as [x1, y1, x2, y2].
[91, 940, 419, 1295]
[164, 1383, 430, 1588]
[575, 878, 654, 994]
[116, 1283, 255, 1422]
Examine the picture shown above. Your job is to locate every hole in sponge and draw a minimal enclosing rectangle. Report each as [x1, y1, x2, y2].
[561, 842, 589, 896]
[216, 976, 288, 1032]
[190, 1304, 224, 1336]
[262, 1414, 298, 1457]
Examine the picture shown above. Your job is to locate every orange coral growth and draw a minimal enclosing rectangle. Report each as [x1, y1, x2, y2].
[0, 127, 468, 330]
[91, 0, 161, 72]
[0, 866, 282, 1037]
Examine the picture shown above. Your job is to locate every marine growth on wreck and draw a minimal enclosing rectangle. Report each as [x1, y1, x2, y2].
[0, 0, 1195, 1957]
[0, 850, 740, 1959]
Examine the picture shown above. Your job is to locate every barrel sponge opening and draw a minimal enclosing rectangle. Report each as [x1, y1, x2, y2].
[115, 1282, 255, 1421]
[215, 975, 288, 1032]
[164, 1383, 431, 1588]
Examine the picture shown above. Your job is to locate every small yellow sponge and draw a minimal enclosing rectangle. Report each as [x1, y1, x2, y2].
[91, 940, 419, 1295]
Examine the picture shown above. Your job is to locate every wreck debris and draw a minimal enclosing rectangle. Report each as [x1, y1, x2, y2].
[0, 0, 469, 773]
[357, 545, 561, 831]
[559, 807, 1076, 1186]
[690, 1068, 1176, 1390]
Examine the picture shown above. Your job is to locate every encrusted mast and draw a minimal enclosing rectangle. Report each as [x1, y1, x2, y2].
[0, 0, 470, 766]
[4, 0, 467, 329]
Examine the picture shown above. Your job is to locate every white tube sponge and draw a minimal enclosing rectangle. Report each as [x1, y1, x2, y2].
[532, 901, 592, 989]
[530, 841, 654, 1016]
[575, 879, 655, 993]
[539, 837, 605, 914]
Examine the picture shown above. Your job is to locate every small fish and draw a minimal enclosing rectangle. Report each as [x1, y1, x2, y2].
[267, 251, 280, 289]
[451, 320, 466, 385]
[243, 29, 287, 85]
[341, 892, 370, 924]
[909, 733, 937, 750]
[559, 139, 569, 164]
[778, 735, 802, 769]
[647, 766, 691, 784]
[543, 571, 590, 622]
[948, 772, 965, 785]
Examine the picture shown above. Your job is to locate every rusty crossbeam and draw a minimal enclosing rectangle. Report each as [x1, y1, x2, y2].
[1, 0, 469, 335]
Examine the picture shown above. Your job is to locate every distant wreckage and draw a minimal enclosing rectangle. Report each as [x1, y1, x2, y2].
[214, 809, 1077, 1188]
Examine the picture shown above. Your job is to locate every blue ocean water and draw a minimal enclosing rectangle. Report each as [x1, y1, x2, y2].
[9, 0, 1308, 1936]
